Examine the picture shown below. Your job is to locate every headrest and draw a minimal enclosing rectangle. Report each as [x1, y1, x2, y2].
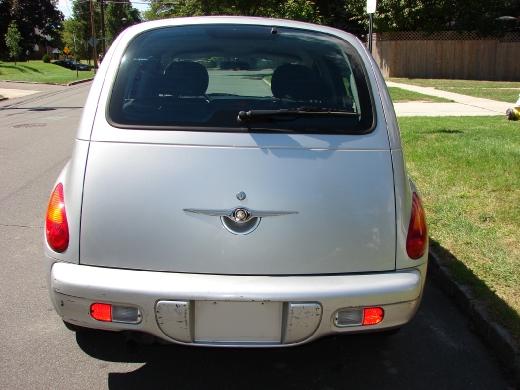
[163, 61, 209, 96]
[271, 64, 325, 101]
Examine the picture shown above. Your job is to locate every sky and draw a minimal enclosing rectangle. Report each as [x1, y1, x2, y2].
[57, 0, 149, 19]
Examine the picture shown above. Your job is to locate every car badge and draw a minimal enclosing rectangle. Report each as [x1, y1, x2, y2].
[183, 206, 298, 235]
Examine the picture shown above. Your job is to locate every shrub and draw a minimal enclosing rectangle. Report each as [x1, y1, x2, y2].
[42, 54, 50, 63]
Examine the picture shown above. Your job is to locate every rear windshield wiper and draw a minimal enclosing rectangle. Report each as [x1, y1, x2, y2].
[237, 107, 358, 123]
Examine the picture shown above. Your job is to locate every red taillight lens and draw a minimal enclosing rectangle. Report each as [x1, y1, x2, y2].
[362, 307, 384, 325]
[90, 303, 112, 322]
[406, 192, 428, 259]
[45, 183, 69, 253]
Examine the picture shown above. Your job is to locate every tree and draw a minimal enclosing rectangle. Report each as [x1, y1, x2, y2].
[273, 0, 321, 22]
[0, 0, 11, 59]
[68, 0, 99, 63]
[105, 0, 141, 44]
[9, 0, 64, 55]
[62, 18, 87, 60]
[143, 0, 321, 23]
[5, 21, 22, 64]
[344, 0, 520, 35]
[64, 0, 141, 62]
[143, 0, 519, 36]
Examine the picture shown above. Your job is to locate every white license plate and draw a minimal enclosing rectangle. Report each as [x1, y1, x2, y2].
[194, 301, 283, 343]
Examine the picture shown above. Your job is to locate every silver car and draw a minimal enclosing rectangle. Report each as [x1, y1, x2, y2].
[45, 16, 428, 347]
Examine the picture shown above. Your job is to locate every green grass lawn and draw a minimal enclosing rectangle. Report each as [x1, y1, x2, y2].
[391, 78, 520, 103]
[399, 116, 520, 342]
[388, 87, 452, 103]
[0, 60, 94, 84]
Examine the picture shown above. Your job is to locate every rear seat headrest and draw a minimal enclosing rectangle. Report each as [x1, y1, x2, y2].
[271, 64, 325, 101]
[163, 61, 209, 96]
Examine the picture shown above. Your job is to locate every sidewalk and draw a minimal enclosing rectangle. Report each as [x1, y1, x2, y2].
[0, 87, 40, 100]
[0, 81, 70, 105]
[388, 81, 511, 116]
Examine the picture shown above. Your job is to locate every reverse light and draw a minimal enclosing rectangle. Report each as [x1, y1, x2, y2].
[335, 308, 363, 327]
[362, 307, 384, 326]
[406, 192, 428, 259]
[45, 183, 69, 253]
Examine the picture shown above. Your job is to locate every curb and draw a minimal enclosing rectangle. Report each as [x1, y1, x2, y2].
[67, 78, 94, 86]
[429, 246, 520, 386]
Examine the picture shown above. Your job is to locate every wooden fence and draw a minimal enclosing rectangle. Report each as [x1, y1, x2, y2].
[372, 32, 520, 81]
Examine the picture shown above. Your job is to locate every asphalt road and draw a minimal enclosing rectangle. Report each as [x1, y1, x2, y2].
[0, 82, 513, 389]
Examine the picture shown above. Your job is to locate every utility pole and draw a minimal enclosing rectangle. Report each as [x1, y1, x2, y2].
[72, 33, 78, 78]
[89, 0, 98, 70]
[368, 13, 373, 53]
[99, 0, 106, 55]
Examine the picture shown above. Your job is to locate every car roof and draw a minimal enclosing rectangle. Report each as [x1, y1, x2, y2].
[122, 16, 360, 46]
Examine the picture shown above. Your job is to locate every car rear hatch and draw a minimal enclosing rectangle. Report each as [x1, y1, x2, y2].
[80, 129, 395, 275]
[79, 22, 395, 275]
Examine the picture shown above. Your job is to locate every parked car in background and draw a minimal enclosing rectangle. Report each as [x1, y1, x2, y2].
[52, 59, 71, 68]
[219, 59, 251, 70]
[45, 16, 428, 347]
[69, 61, 91, 71]
[53, 59, 91, 71]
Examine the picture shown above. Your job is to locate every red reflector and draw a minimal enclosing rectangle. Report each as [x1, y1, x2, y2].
[90, 303, 112, 322]
[45, 183, 69, 253]
[362, 307, 384, 326]
[406, 192, 428, 260]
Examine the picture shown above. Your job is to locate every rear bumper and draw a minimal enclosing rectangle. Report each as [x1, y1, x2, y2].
[49, 261, 427, 347]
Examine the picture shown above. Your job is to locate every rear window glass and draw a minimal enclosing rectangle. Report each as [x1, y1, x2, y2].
[108, 25, 375, 134]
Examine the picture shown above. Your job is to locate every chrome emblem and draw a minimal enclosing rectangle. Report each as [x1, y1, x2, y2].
[183, 207, 298, 235]
[236, 191, 246, 201]
[233, 208, 249, 222]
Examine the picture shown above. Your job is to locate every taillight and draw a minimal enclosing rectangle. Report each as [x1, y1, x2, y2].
[362, 307, 384, 326]
[45, 183, 69, 252]
[90, 303, 112, 322]
[90, 302, 141, 323]
[406, 192, 427, 259]
[334, 306, 385, 327]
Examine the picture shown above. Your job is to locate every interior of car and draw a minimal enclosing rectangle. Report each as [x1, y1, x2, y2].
[109, 24, 374, 133]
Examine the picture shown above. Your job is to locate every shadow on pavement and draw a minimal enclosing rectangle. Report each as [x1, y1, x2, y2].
[80, 331, 407, 390]
[76, 278, 510, 390]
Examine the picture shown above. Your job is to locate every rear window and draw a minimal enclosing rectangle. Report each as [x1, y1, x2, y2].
[108, 24, 375, 134]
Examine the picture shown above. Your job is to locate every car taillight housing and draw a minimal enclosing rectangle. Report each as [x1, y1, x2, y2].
[46, 183, 69, 253]
[362, 307, 384, 326]
[406, 192, 427, 259]
[90, 303, 112, 322]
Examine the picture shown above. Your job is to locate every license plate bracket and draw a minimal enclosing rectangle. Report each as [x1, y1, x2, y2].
[194, 301, 283, 343]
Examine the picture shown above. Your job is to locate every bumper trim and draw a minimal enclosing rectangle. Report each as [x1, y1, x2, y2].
[52, 263, 423, 304]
